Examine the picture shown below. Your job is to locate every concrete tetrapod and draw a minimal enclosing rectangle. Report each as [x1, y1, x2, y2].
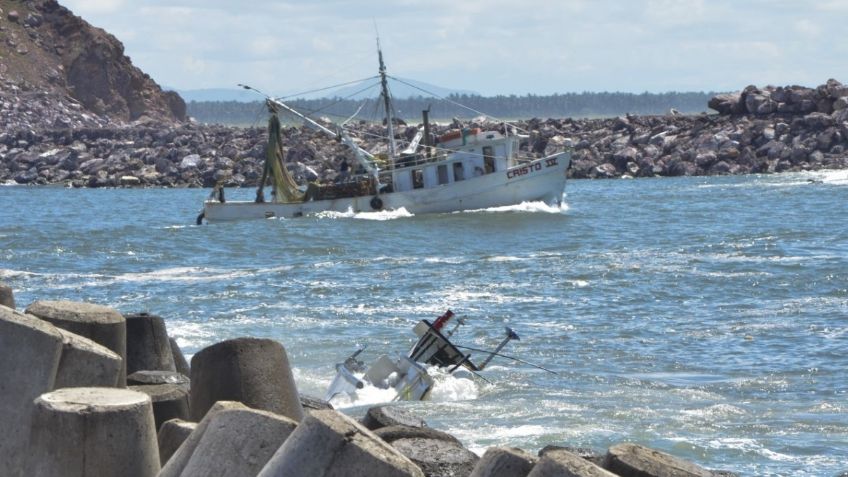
[125, 312, 177, 374]
[469, 447, 538, 477]
[129, 383, 190, 431]
[189, 337, 304, 422]
[170, 337, 191, 376]
[54, 328, 123, 388]
[603, 443, 715, 477]
[180, 408, 298, 477]
[257, 409, 424, 477]
[528, 449, 617, 477]
[0, 282, 14, 309]
[26, 300, 128, 386]
[159, 401, 249, 477]
[158, 419, 197, 466]
[28, 387, 160, 477]
[0, 305, 63, 477]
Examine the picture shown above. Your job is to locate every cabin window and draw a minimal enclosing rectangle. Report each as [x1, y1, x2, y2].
[453, 162, 465, 181]
[483, 146, 495, 173]
[413, 169, 424, 189]
[437, 164, 449, 184]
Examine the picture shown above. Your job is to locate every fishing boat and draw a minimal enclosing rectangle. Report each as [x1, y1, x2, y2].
[197, 44, 571, 223]
[325, 310, 533, 402]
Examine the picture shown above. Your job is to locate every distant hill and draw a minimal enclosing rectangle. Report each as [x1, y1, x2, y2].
[176, 77, 478, 103]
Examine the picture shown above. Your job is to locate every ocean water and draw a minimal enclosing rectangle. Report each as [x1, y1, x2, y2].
[2, 170, 847, 475]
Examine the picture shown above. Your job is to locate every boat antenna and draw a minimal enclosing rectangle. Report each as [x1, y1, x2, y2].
[453, 342, 559, 375]
[477, 327, 520, 370]
[376, 34, 397, 158]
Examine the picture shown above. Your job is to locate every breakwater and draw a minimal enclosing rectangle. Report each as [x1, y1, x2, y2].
[2, 78, 847, 187]
[0, 286, 740, 476]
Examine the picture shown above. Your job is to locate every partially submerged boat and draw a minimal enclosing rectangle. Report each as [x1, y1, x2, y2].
[198, 44, 571, 223]
[325, 310, 522, 402]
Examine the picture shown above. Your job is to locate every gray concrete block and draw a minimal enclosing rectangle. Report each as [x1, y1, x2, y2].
[257, 409, 423, 477]
[0, 305, 63, 476]
[27, 387, 160, 477]
[529, 448, 616, 477]
[603, 443, 714, 477]
[125, 312, 177, 374]
[362, 405, 428, 430]
[374, 425, 462, 446]
[0, 282, 14, 309]
[26, 300, 127, 386]
[391, 437, 479, 477]
[470, 447, 538, 477]
[54, 328, 122, 388]
[170, 337, 191, 376]
[128, 370, 190, 388]
[180, 408, 298, 477]
[129, 383, 190, 431]
[189, 338, 303, 422]
[159, 401, 249, 477]
[158, 419, 197, 467]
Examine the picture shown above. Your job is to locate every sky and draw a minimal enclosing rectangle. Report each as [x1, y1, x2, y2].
[61, 0, 848, 97]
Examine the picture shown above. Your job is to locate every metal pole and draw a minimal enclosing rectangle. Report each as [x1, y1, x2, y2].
[477, 327, 520, 370]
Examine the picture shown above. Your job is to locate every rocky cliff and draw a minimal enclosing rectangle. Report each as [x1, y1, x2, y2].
[0, 0, 184, 126]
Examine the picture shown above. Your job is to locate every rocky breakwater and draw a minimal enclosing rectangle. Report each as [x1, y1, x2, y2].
[0, 281, 751, 477]
[2, 81, 848, 187]
[543, 78, 848, 179]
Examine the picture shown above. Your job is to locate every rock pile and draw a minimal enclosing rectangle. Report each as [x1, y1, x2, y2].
[0, 281, 744, 477]
[2, 79, 847, 187]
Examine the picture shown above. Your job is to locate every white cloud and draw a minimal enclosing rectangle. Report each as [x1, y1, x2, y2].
[59, 0, 848, 95]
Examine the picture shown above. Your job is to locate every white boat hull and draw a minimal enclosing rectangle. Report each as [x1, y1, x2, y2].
[202, 152, 570, 222]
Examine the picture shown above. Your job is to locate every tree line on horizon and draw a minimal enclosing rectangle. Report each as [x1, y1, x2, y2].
[186, 91, 716, 126]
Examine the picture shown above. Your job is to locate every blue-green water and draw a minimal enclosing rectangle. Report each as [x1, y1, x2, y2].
[2, 170, 847, 476]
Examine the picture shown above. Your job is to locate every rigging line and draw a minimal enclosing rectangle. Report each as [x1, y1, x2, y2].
[387, 75, 532, 134]
[452, 344, 559, 375]
[278, 82, 382, 122]
[308, 82, 383, 115]
[276, 76, 380, 100]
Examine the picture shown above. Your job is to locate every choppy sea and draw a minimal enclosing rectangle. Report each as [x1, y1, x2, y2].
[2, 170, 847, 475]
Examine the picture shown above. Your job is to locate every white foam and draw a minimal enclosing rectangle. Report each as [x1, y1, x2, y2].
[313, 207, 413, 221]
[459, 200, 568, 215]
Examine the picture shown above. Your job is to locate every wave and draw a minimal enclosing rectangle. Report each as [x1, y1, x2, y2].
[458, 200, 568, 215]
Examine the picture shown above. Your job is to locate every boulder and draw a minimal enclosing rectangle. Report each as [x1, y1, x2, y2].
[189, 337, 304, 422]
[603, 443, 714, 477]
[26, 300, 127, 386]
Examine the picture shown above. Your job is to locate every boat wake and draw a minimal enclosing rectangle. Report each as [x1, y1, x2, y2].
[314, 207, 414, 221]
[458, 200, 568, 215]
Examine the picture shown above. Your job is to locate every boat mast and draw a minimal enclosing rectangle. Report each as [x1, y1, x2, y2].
[377, 37, 397, 159]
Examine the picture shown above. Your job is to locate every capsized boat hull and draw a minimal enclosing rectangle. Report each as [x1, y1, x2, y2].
[202, 152, 570, 222]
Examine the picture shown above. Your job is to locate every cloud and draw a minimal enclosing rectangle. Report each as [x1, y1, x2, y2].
[59, 0, 848, 95]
